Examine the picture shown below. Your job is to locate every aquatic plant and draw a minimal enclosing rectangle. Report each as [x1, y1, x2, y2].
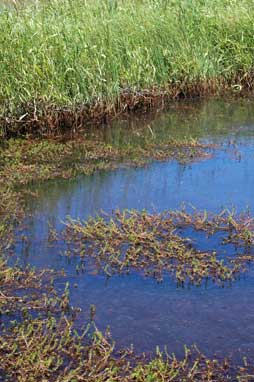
[1, 0, 254, 134]
[0, 256, 68, 315]
[170, 208, 254, 248]
[0, 137, 214, 190]
[1, 309, 254, 381]
[1, 161, 254, 380]
[62, 209, 246, 285]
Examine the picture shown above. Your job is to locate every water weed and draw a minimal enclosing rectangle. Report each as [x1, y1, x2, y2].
[0, 137, 214, 188]
[61, 209, 254, 285]
[0, 256, 68, 316]
[1, 313, 254, 381]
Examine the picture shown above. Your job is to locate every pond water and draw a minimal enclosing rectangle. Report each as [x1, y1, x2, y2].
[14, 98, 254, 363]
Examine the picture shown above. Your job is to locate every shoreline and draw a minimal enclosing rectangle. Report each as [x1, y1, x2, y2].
[2, 80, 254, 138]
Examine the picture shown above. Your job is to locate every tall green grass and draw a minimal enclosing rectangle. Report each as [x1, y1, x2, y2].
[0, 0, 254, 123]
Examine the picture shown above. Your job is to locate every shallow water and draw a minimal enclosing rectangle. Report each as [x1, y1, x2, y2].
[14, 98, 254, 362]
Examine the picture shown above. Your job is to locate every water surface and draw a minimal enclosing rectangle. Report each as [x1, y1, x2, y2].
[15, 98, 254, 362]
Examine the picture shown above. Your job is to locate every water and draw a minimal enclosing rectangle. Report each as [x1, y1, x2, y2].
[14, 98, 254, 362]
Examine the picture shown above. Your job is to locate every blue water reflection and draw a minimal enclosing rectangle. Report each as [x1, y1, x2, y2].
[15, 99, 254, 361]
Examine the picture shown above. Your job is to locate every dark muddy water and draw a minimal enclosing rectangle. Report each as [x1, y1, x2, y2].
[15, 98, 254, 362]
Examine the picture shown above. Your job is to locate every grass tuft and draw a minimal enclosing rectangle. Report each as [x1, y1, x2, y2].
[1, 0, 254, 134]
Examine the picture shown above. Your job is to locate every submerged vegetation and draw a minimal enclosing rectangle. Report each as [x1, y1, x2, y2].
[1, 117, 254, 380]
[3, 311, 254, 382]
[0, 132, 221, 380]
[0, 133, 251, 380]
[0, 257, 67, 315]
[1, 0, 254, 134]
[0, 137, 214, 187]
[1, 240, 254, 381]
[61, 209, 254, 285]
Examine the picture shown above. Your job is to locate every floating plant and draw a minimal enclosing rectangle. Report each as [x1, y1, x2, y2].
[60, 208, 254, 286]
